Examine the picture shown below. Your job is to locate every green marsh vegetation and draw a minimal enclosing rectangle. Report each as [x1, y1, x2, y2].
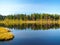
[0, 13, 60, 30]
[0, 13, 60, 25]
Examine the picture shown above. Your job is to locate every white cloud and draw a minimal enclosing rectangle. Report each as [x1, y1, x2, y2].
[0, 4, 22, 15]
[0, 4, 40, 15]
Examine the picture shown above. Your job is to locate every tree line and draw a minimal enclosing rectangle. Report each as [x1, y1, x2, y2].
[0, 13, 60, 21]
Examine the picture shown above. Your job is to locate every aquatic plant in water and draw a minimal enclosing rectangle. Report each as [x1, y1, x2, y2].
[0, 27, 14, 41]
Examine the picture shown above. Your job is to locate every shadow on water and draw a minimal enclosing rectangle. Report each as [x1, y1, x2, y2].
[0, 23, 60, 30]
[0, 37, 14, 42]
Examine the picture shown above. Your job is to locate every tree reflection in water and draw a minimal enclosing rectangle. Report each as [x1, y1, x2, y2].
[0, 23, 60, 30]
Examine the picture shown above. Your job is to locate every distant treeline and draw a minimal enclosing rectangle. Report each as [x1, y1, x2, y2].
[0, 13, 60, 20]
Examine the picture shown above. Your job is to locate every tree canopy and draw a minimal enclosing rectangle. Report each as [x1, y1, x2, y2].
[0, 13, 60, 20]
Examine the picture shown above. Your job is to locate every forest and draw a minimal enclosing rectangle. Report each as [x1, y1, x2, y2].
[0, 13, 60, 20]
[0, 13, 60, 26]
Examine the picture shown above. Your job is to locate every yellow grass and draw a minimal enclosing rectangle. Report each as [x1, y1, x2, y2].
[0, 27, 14, 41]
[0, 32, 14, 41]
[0, 27, 10, 33]
[0, 19, 60, 25]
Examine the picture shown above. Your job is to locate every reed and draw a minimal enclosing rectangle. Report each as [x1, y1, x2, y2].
[0, 19, 60, 25]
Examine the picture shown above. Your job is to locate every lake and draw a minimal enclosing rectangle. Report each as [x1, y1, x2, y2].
[0, 24, 60, 45]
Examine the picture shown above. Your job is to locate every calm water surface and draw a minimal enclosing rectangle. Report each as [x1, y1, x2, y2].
[0, 28, 60, 45]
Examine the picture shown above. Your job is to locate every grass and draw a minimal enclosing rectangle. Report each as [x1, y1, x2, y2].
[0, 27, 14, 41]
[0, 19, 60, 25]
[0, 27, 10, 33]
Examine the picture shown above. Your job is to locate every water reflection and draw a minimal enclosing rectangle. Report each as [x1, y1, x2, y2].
[1, 23, 60, 30]
[0, 23, 60, 45]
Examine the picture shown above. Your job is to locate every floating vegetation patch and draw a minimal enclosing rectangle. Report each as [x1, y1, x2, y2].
[0, 27, 14, 41]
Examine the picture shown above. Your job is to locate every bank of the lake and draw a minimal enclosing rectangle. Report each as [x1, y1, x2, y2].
[0, 19, 60, 25]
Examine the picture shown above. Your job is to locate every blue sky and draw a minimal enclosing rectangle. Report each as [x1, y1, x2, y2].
[0, 0, 60, 15]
